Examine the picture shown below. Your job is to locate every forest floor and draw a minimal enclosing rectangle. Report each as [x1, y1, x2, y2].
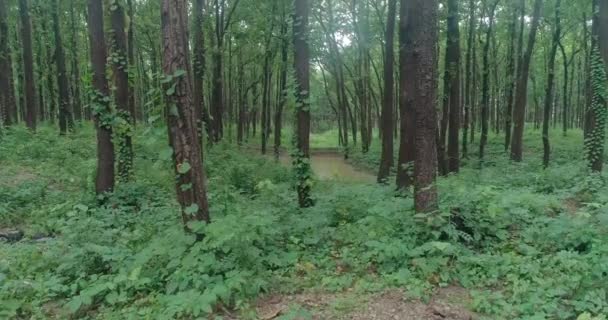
[247, 286, 475, 320]
[1, 124, 607, 320]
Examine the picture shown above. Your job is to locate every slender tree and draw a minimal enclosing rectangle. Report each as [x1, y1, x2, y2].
[463, 0, 475, 159]
[53, 0, 74, 135]
[161, 0, 211, 226]
[110, 1, 134, 181]
[446, 0, 461, 173]
[0, 0, 14, 127]
[377, 0, 397, 183]
[19, 0, 37, 130]
[542, 0, 561, 168]
[293, 0, 314, 207]
[193, 0, 206, 147]
[504, 1, 517, 150]
[479, 0, 498, 161]
[275, 6, 289, 158]
[70, 1, 83, 121]
[510, 0, 543, 161]
[87, 0, 115, 194]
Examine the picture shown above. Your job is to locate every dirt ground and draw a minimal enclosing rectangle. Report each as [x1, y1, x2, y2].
[248, 287, 477, 320]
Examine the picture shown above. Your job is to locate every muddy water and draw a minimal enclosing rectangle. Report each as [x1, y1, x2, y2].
[277, 152, 375, 183]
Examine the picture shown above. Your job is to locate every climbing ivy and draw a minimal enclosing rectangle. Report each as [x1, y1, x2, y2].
[584, 44, 608, 172]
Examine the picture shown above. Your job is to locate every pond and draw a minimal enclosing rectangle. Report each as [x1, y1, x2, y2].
[277, 151, 375, 183]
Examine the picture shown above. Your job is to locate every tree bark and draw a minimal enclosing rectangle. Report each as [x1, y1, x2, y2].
[193, 0, 208, 146]
[293, 0, 313, 207]
[462, 0, 475, 159]
[19, 0, 37, 131]
[510, 0, 542, 162]
[409, 0, 439, 212]
[275, 9, 289, 158]
[446, 0, 461, 173]
[479, 1, 498, 161]
[70, 1, 83, 121]
[542, 0, 560, 168]
[396, 0, 414, 189]
[87, 0, 115, 195]
[110, 2, 134, 181]
[0, 0, 15, 126]
[504, 2, 517, 150]
[53, 0, 74, 135]
[161, 0, 211, 226]
[377, 0, 396, 183]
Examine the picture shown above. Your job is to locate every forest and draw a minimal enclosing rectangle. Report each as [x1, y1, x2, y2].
[1, 0, 608, 319]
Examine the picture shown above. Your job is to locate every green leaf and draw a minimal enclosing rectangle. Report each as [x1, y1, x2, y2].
[177, 162, 191, 174]
[185, 203, 199, 215]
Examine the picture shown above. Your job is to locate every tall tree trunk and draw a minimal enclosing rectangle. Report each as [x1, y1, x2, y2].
[161, 0, 211, 227]
[87, 0, 115, 194]
[70, 1, 83, 121]
[396, 0, 414, 189]
[40, 18, 56, 123]
[446, 0, 461, 173]
[0, 0, 15, 126]
[586, 0, 608, 172]
[410, 0, 439, 212]
[293, 0, 313, 207]
[377, 0, 396, 183]
[211, 0, 226, 143]
[127, 0, 136, 123]
[542, 0, 561, 168]
[193, 0, 208, 146]
[559, 42, 568, 136]
[110, 2, 134, 181]
[275, 11, 288, 158]
[462, 0, 475, 159]
[479, 1, 498, 161]
[504, 2, 517, 150]
[510, 0, 542, 162]
[53, 0, 73, 135]
[19, 0, 37, 131]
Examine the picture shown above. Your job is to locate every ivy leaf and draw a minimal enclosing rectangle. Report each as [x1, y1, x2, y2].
[177, 162, 191, 174]
[185, 203, 199, 215]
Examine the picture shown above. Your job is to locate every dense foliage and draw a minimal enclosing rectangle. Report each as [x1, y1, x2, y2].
[1, 125, 607, 319]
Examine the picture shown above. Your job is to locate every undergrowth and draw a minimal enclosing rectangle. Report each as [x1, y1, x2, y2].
[0, 124, 607, 319]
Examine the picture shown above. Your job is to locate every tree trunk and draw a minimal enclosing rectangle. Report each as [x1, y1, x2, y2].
[87, 0, 115, 195]
[70, 1, 83, 121]
[193, 0, 208, 146]
[510, 0, 542, 162]
[446, 0, 461, 173]
[543, 0, 560, 168]
[377, 0, 396, 183]
[110, 2, 134, 181]
[504, 2, 517, 150]
[462, 0, 475, 159]
[410, 0, 439, 212]
[53, 0, 73, 135]
[586, 0, 608, 172]
[275, 11, 288, 158]
[479, 1, 497, 161]
[396, 0, 415, 189]
[0, 0, 15, 126]
[293, 0, 313, 207]
[161, 0, 211, 227]
[127, 0, 136, 123]
[19, 0, 37, 131]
